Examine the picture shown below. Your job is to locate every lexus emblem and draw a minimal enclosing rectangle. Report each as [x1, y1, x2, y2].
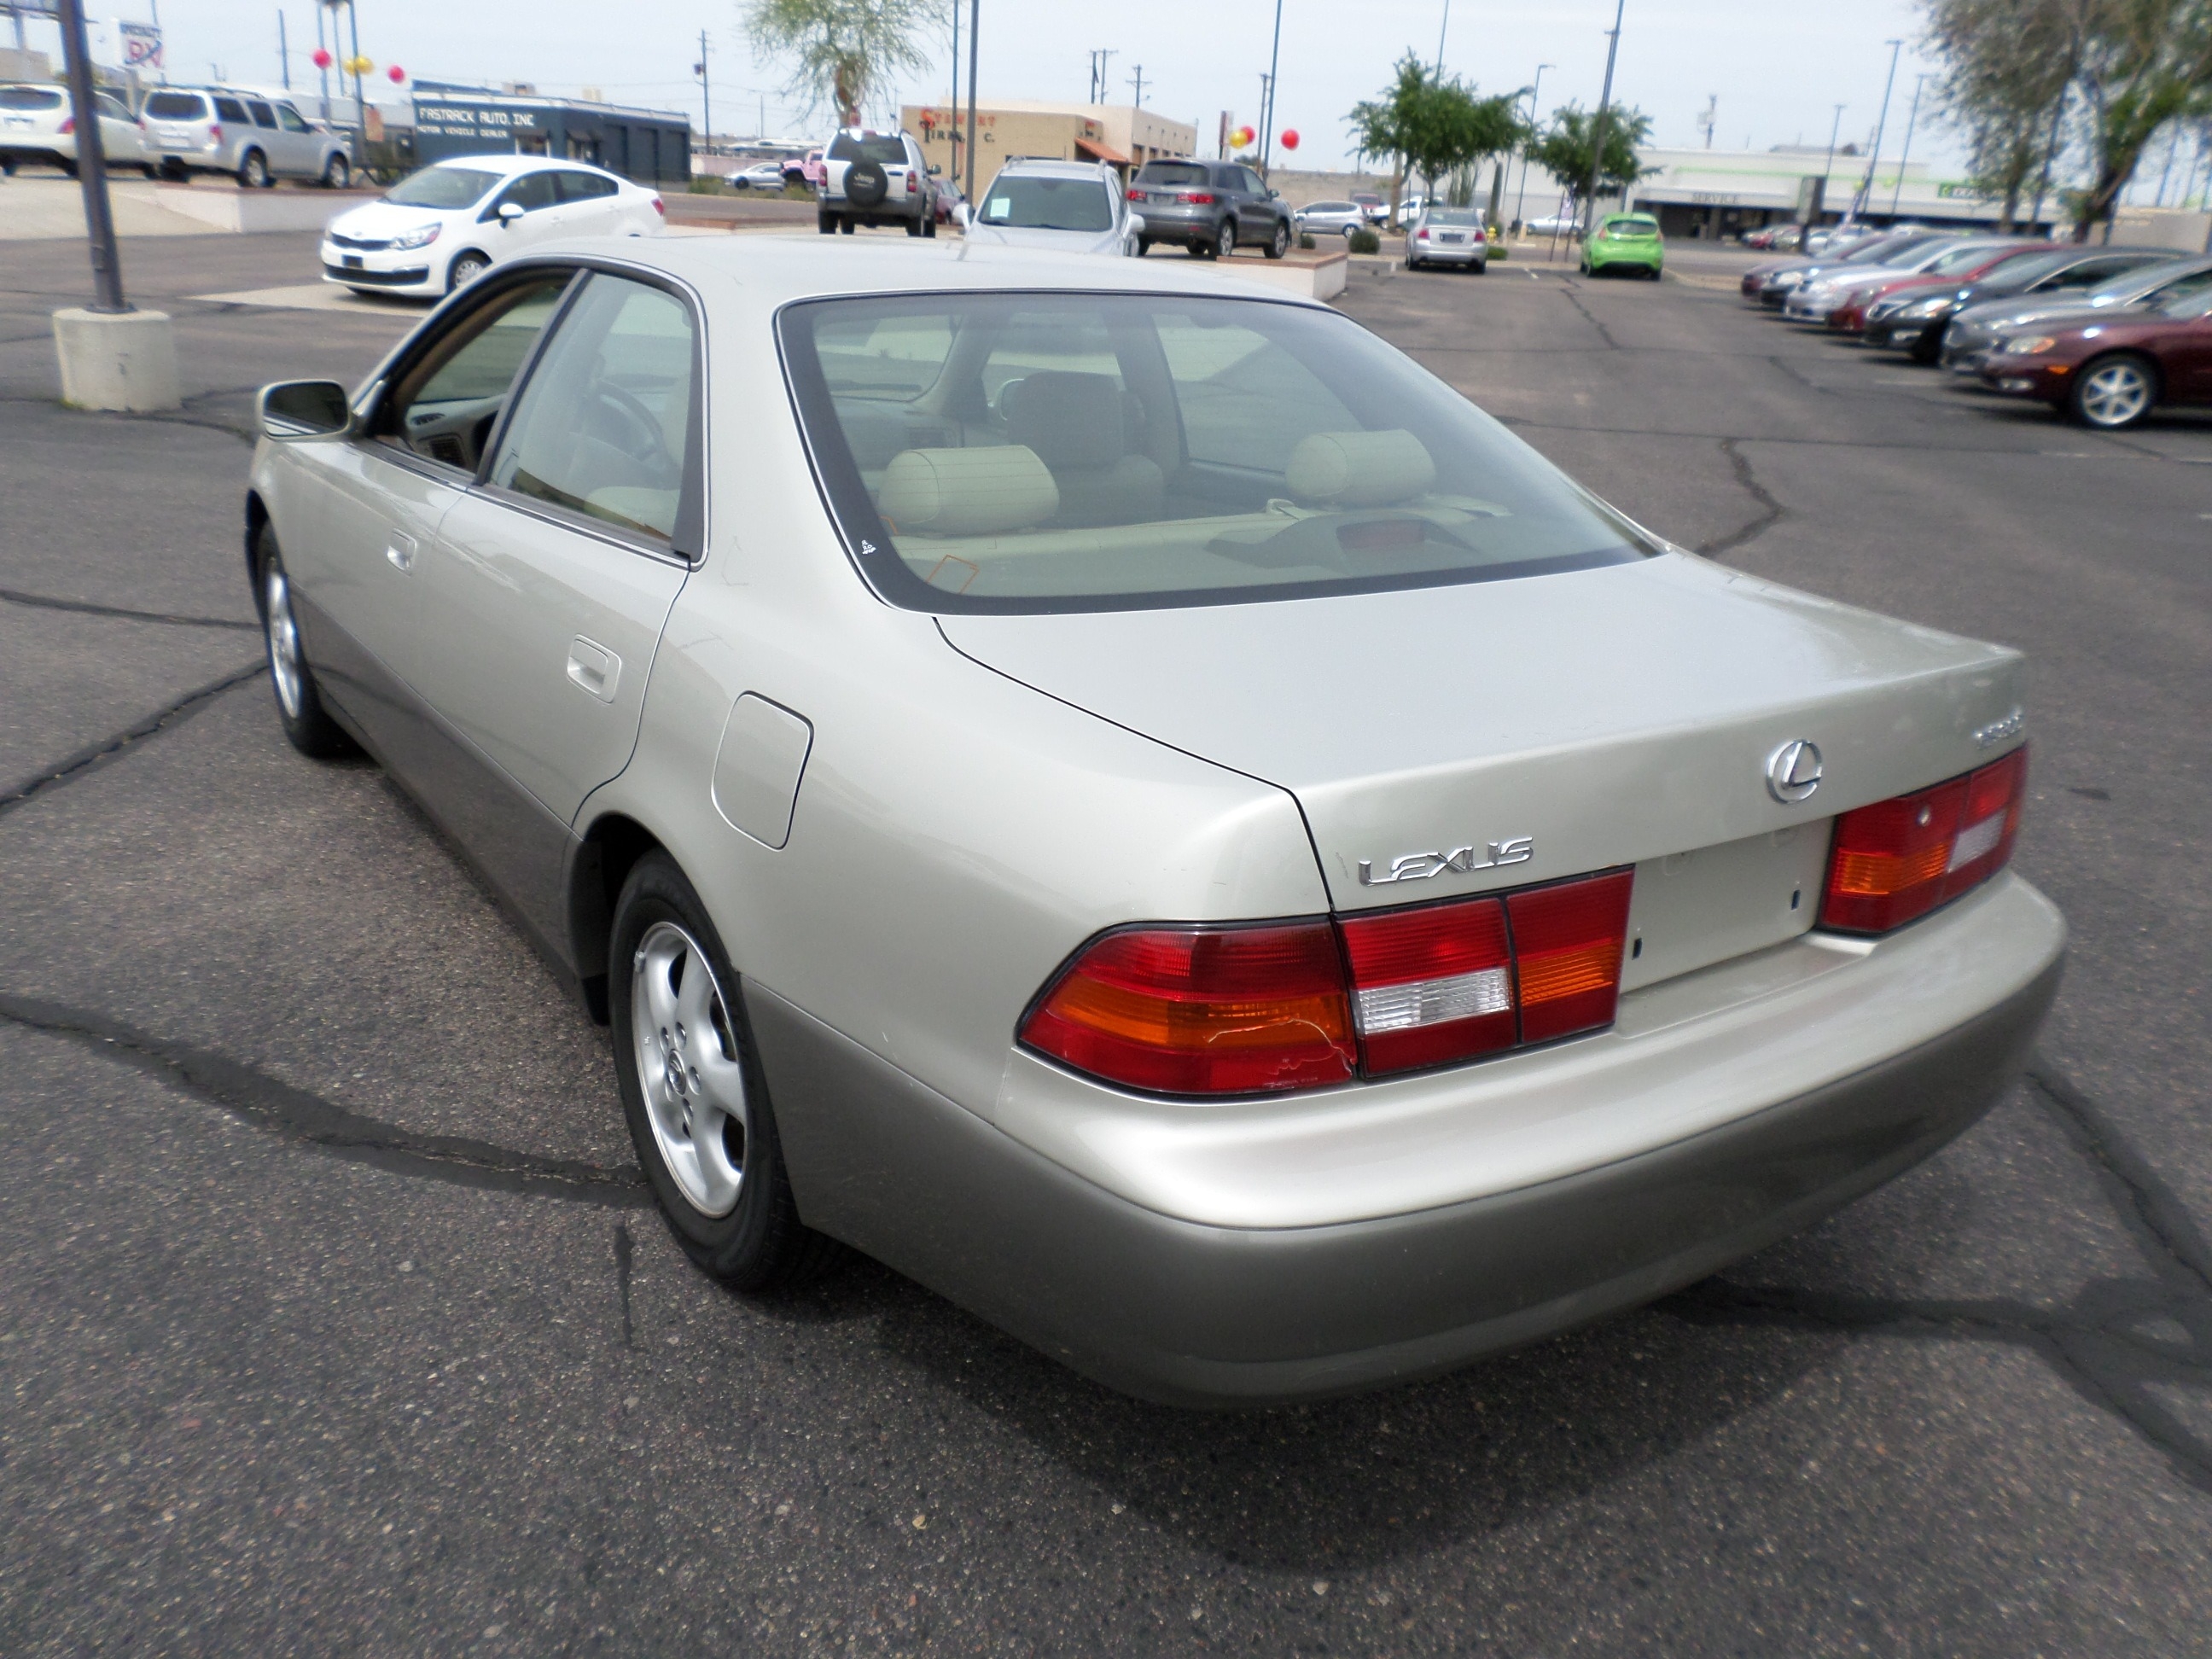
[1766, 739, 1823, 804]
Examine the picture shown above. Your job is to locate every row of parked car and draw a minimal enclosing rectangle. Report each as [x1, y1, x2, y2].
[1742, 225, 2212, 429]
[1, 80, 355, 187]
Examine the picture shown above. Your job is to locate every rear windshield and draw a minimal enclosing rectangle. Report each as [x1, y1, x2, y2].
[384, 166, 500, 208]
[979, 175, 1113, 232]
[1137, 161, 1209, 186]
[779, 293, 1654, 615]
[830, 133, 908, 165]
[1425, 208, 1482, 225]
[0, 86, 65, 111]
[1604, 218, 1658, 237]
[142, 90, 209, 119]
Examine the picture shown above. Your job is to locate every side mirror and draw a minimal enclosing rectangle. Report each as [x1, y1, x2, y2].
[953, 201, 971, 229]
[1269, 189, 1282, 200]
[258, 379, 352, 440]
[928, 163, 941, 176]
[498, 201, 525, 227]
[1127, 212, 1146, 236]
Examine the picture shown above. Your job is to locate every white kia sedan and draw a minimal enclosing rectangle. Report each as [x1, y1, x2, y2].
[320, 155, 662, 298]
[245, 239, 2064, 1404]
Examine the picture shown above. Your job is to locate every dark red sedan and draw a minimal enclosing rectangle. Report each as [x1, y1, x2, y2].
[1827, 245, 2057, 335]
[1978, 287, 2212, 428]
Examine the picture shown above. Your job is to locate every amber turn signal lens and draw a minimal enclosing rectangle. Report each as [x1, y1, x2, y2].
[1821, 747, 2027, 934]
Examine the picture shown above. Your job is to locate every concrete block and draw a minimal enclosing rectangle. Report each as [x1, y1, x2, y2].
[51, 307, 183, 412]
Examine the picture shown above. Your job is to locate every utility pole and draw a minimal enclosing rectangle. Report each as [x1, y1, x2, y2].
[1127, 64, 1144, 108]
[948, 0, 958, 163]
[1513, 62, 1551, 230]
[1435, 0, 1450, 77]
[1581, 0, 1626, 236]
[278, 10, 290, 90]
[57, 0, 125, 313]
[1852, 38, 1902, 220]
[1259, 0, 1283, 178]
[695, 30, 711, 154]
[1697, 93, 1716, 149]
[1890, 72, 1930, 218]
[1087, 49, 1115, 106]
[963, 0, 978, 203]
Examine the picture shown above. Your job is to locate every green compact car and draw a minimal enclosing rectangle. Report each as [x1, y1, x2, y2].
[1580, 212, 1665, 279]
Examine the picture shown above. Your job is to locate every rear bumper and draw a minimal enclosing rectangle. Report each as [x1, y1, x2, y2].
[1409, 242, 1484, 264]
[753, 875, 2064, 1406]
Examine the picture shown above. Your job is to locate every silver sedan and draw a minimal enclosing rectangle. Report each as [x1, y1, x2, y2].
[246, 239, 2064, 1405]
[1404, 206, 1489, 271]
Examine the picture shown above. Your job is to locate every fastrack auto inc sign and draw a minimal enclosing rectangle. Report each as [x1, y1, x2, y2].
[412, 98, 544, 143]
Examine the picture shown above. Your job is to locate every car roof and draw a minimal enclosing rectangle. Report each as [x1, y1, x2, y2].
[424, 154, 613, 179]
[993, 158, 1115, 180]
[511, 235, 1335, 316]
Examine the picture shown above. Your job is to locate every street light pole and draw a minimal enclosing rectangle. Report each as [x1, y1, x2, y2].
[962, 0, 978, 203]
[57, 0, 126, 312]
[1890, 73, 1930, 219]
[1513, 62, 1551, 230]
[1852, 38, 1902, 220]
[1435, 0, 1450, 77]
[1259, 0, 1283, 179]
[1581, 0, 1626, 236]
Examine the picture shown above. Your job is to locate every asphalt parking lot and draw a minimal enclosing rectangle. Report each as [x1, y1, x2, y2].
[3, 229, 2209, 1655]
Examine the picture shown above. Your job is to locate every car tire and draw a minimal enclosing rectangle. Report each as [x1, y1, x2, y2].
[1214, 218, 1237, 259]
[818, 209, 836, 235]
[321, 153, 350, 189]
[237, 148, 270, 189]
[922, 212, 935, 238]
[1909, 326, 1943, 365]
[158, 159, 185, 182]
[610, 851, 838, 1289]
[446, 251, 491, 292]
[2068, 352, 2159, 430]
[1189, 237, 1209, 259]
[1134, 236, 1150, 257]
[255, 527, 357, 760]
[904, 213, 923, 237]
[839, 217, 855, 235]
[1473, 259, 1487, 274]
[141, 163, 160, 180]
[1265, 218, 1290, 259]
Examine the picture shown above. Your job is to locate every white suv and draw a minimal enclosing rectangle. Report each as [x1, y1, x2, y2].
[961, 158, 1142, 257]
[818, 127, 935, 236]
[0, 83, 154, 178]
[139, 85, 352, 189]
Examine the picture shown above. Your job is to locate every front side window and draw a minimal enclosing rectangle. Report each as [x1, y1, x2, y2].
[385, 166, 499, 209]
[141, 90, 205, 119]
[489, 274, 697, 545]
[276, 102, 311, 132]
[377, 274, 573, 472]
[95, 91, 133, 121]
[979, 175, 1113, 232]
[490, 171, 559, 215]
[781, 292, 1653, 614]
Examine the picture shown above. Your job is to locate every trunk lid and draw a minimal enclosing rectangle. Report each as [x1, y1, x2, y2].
[939, 555, 2024, 980]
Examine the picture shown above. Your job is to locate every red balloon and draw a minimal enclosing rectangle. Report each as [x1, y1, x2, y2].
[387, 65, 406, 83]
[311, 47, 332, 69]
[1280, 128, 1300, 150]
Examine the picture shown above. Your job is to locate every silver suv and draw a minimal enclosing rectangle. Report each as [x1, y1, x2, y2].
[140, 86, 352, 189]
[818, 127, 935, 236]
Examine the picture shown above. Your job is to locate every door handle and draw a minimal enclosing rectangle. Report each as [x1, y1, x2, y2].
[386, 531, 416, 573]
[566, 636, 620, 703]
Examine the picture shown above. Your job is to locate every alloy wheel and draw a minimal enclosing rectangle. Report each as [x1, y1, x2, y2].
[448, 253, 489, 292]
[2076, 358, 2152, 428]
[264, 562, 306, 721]
[630, 921, 750, 1218]
[1215, 219, 1237, 259]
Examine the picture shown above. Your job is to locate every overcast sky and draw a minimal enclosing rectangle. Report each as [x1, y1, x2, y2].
[56, 0, 1959, 171]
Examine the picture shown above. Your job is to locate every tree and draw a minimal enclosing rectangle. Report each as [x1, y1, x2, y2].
[1924, 0, 2081, 230]
[742, 0, 934, 129]
[1526, 104, 1654, 223]
[2068, 0, 2212, 236]
[1348, 54, 1529, 222]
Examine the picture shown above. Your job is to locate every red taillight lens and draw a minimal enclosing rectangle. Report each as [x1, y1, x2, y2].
[1019, 923, 1356, 1096]
[209, 123, 222, 141]
[1126, 187, 1144, 200]
[1340, 896, 1515, 1074]
[1415, 228, 1430, 240]
[1179, 191, 1215, 204]
[59, 116, 74, 135]
[1821, 747, 2026, 934]
[1508, 871, 1636, 1043]
[651, 195, 664, 215]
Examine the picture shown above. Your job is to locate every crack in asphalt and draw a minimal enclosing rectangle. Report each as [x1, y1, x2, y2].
[0, 391, 255, 445]
[1555, 282, 1624, 352]
[1668, 1065, 2212, 1494]
[0, 993, 647, 1207]
[0, 585, 257, 632]
[1698, 438, 1789, 559]
[0, 661, 267, 821]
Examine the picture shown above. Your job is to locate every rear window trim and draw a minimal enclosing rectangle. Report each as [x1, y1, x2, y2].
[773, 288, 1654, 617]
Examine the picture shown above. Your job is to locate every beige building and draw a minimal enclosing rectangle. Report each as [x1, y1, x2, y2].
[900, 99, 1198, 186]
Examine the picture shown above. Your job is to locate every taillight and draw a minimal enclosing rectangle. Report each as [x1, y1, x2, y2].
[1508, 870, 1636, 1043]
[1022, 868, 1636, 1095]
[1179, 191, 1215, 204]
[905, 173, 917, 193]
[1340, 895, 1515, 1074]
[1821, 747, 2026, 934]
[650, 195, 664, 215]
[1126, 187, 1144, 200]
[59, 116, 73, 135]
[1019, 923, 1356, 1096]
[1415, 228, 1430, 240]
[209, 122, 223, 142]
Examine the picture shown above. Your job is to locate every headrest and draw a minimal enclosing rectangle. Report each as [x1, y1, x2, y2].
[1285, 429, 1437, 507]
[1001, 372, 1126, 469]
[876, 445, 1059, 537]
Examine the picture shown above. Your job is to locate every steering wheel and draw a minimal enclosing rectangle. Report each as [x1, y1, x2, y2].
[587, 381, 678, 477]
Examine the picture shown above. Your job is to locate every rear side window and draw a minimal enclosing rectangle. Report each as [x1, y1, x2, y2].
[490, 275, 698, 544]
[1137, 161, 1208, 187]
[829, 133, 908, 166]
[213, 97, 250, 124]
[556, 169, 619, 201]
[247, 100, 277, 128]
[95, 91, 133, 120]
[0, 87, 65, 111]
[142, 91, 207, 119]
[780, 292, 1653, 614]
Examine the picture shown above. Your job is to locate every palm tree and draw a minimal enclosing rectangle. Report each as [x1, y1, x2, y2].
[743, 0, 934, 129]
